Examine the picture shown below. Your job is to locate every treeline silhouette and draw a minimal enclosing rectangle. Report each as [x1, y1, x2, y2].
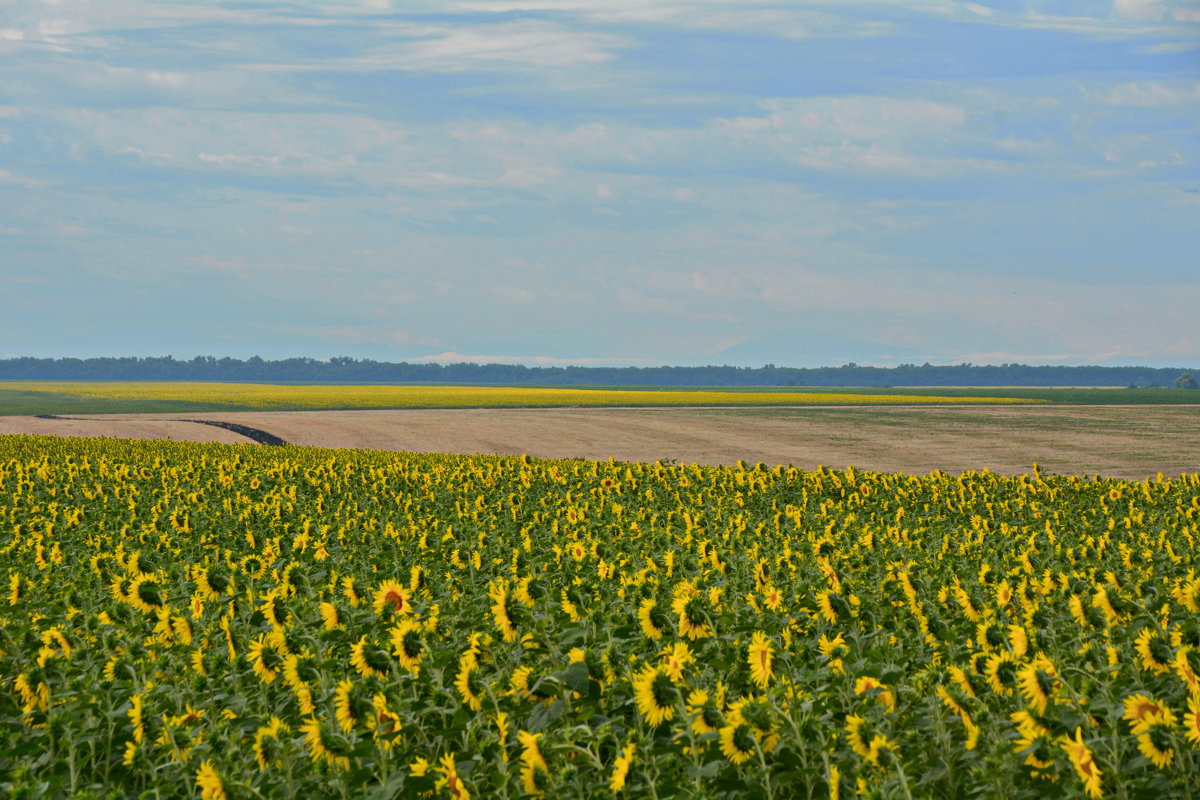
[1, 356, 1194, 387]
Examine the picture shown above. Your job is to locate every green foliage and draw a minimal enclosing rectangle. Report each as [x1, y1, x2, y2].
[1, 436, 1199, 798]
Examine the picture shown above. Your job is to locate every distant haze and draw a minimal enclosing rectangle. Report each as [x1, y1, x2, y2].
[1, 1, 1197, 367]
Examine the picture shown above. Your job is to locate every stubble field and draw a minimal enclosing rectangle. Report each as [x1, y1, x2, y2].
[1, 404, 1197, 479]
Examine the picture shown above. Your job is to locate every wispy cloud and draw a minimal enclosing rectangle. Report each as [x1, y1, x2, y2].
[0, 0, 1196, 366]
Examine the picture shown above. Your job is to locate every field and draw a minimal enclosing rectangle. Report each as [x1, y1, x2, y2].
[3, 434, 1200, 799]
[3, 405, 1198, 479]
[0, 382, 1049, 417]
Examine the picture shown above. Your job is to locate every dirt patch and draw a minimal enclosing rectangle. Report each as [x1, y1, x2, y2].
[3, 406, 1197, 479]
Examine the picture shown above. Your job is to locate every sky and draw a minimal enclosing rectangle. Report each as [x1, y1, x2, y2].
[1, 0, 1198, 368]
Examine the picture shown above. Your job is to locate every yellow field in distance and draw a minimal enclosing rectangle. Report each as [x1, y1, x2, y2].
[2, 381, 1040, 409]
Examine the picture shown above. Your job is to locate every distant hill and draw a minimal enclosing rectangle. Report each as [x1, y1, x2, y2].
[1, 356, 1195, 388]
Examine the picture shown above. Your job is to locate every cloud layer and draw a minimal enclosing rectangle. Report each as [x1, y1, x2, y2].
[1, 0, 1197, 366]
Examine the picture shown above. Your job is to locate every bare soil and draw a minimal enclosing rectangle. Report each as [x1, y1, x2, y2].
[3, 406, 1197, 479]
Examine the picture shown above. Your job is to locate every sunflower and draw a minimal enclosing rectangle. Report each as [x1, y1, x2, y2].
[1007, 624, 1029, 658]
[1011, 711, 1054, 774]
[372, 693, 402, 749]
[390, 619, 424, 674]
[1016, 655, 1057, 715]
[1060, 727, 1102, 799]
[1122, 693, 1169, 731]
[318, 601, 340, 630]
[260, 591, 289, 629]
[195, 760, 227, 800]
[687, 688, 723, 735]
[854, 676, 895, 713]
[127, 574, 167, 613]
[253, 717, 291, 770]
[248, 632, 287, 685]
[456, 651, 483, 711]
[632, 664, 677, 726]
[845, 715, 872, 761]
[815, 591, 838, 624]
[239, 554, 268, 580]
[984, 651, 1018, 697]
[1174, 646, 1200, 695]
[518, 731, 549, 794]
[372, 580, 411, 617]
[1136, 713, 1176, 769]
[489, 580, 518, 642]
[437, 753, 470, 800]
[1184, 694, 1200, 747]
[747, 632, 774, 689]
[975, 619, 1006, 651]
[510, 666, 533, 697]
[638, 598, 666, 640]
[719, 722, 757, 765]
[301, 716, 350, 771]
[818, 633, 847, 675]
[609, 742, 636, 792]
[194, 565, 232, 600]
[672, 584, 713, 640]
[129, 693, 145, 744]
[1134, 628, 1173, 675]
[350, 635, 391, 679]
[761, 585, 784, 612]
[661, 641, 694, 683]
[282, 651, 317, 690]
[334, 679, 362, 733]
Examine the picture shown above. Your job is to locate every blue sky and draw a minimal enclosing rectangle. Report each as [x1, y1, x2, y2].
[1, 0, 1198, 368]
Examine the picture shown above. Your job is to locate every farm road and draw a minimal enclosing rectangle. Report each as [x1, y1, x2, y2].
[5, 405, 1199, 479]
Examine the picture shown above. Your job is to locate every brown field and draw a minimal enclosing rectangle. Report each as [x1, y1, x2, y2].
[4, 405, 1198, 478]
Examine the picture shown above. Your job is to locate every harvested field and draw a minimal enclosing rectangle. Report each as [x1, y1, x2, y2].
[4, 405, 1198, 478]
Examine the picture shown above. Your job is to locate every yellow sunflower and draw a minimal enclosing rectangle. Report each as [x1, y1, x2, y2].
[1136, 712, 1176, 769]
[195, 760, 227, 800]
[1134, 628, 1173, 675]
[253, 717, 291, 770]
[747, 632, 774, 689]
[719, 722, 756, 765]
[373, 579, 411, 617]
[1183, 694, 1200, 747]
[1060, 727, 1102, 799]
[609, 742, 636, 792]
[456, 651, 483, 711]
[390, 619, 424, 674]
[632, 664, 677, 726]
[854, 676, 895, 713]
[126, 574, 167, 614]
[350, 635, 391, 679]
[1123, 693, 1169, 731]
[661, 641, 694, 683]
[687, 688, 723, 735]
[437, 753, 470, 800]
[301, 716, 350, 771]
[489, 579, 518, 643]
[1015, 654, 1056, 715]
[247, 631, 287, 685]
[518, 731, 549, 795]
[638, 598, 666, 640]
[984, 651, 1018, 697]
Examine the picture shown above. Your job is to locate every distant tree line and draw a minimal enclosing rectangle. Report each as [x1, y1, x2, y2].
[1, 356, 1197, 387]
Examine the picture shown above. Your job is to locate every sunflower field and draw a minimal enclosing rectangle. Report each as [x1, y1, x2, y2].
[1, 433, 1198, 799]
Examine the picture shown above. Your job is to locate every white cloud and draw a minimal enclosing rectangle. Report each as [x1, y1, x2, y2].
[1101, 81, 1200, 106]
[712, 96, 974, 176]
[1111, 0, 1200, 22]
[0, 169, 48, 188]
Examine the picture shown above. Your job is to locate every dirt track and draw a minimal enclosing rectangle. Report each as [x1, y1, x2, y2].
[4, 405, 1198, 478]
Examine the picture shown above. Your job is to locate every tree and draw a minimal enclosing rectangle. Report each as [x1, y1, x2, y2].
[1174, 371, 1198, 389]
